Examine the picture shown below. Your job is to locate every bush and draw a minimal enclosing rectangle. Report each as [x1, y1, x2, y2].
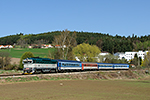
[19, 52, 34, 70]
[0, 51, 11, 69]
[4, 63, 19, 70]
[4, 64, 14, 70]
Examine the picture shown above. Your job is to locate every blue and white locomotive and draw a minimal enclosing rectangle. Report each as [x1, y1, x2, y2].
[22, 57, 129, 74]
[23, 58, 57, 74]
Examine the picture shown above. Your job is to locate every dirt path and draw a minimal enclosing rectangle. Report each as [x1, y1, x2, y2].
[10, 58, 20, 65]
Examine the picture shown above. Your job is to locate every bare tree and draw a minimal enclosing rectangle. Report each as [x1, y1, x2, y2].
[34, 39, 48, 48]
[96, 39, 103, 49]
[51, 29, 77, 60]
[0, 52, 11, 69]
[143, 51, 150, 70]
[17, 35, 28, 48]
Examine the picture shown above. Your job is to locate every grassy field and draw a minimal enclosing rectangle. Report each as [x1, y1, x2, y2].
[0, 48, 55, 58]
[0, 80, 150, 100]
[0, 70, 149, 100]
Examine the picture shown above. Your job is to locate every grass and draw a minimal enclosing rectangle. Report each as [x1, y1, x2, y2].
[0, 48, 56, 58]
[0, 75, 71, 83]
[0, 70, 22, 74]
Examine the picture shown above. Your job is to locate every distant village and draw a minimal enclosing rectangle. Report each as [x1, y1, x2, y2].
[0, 44, 149, 63]
[0, 44, 65, 49]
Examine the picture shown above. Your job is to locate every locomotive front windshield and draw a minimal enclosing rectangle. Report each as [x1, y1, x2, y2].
[23, 59, 33, 64]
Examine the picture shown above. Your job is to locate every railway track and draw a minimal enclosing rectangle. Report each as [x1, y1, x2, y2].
[0, 70, 128, 78]
[0, 73, 22, 78]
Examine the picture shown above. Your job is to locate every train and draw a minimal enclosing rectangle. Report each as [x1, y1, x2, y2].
[22, 57, 129, 74]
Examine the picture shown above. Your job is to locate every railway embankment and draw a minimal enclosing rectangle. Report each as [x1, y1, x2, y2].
[44, 69, 150, 80]
[88, 69, 150, 80]
[0, 69, 149, 84]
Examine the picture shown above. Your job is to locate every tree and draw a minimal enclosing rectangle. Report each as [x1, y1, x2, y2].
[96, 39, 103, 49]
[142, 51, 150, 69]
[48, 49, 57, 59]
[17, 35, 28, 48]
[0, 52, 11, 69]
[102, 54, 128, 64]
[51, 29, 77, 60]
[33, 39, 48, 48]
[19, 52, 34, 69]
[73, 43, 101, 62]
[130, 53, 139, 67]
[139, 57, 142, 65]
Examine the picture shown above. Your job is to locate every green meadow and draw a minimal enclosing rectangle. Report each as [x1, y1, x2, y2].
[0, 48, 55, 58]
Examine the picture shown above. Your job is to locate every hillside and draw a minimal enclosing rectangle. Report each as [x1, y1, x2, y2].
[0, 31, 150, 53]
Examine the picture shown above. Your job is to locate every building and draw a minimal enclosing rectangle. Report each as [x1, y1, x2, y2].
[96, 51, 110, 62]
[99, 51, 109, 56]
[114, 51, 148, 61]
[0, 45, 13, 49]
[41, 44, 53, 48]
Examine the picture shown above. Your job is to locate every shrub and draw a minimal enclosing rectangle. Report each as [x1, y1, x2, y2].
[19, 52, 34, 69]
[4, 64, 14, 70]
[4, 63, 19, 70]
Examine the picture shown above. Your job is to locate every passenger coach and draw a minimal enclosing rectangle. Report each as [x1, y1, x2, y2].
[98, 63, 113, 69]
[113, 63, 129, 69]
[57, 60, 82, 71]
[81, 62, 98, 70]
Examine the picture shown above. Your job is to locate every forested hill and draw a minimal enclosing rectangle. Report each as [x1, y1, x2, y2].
[0, 31, 150, 53]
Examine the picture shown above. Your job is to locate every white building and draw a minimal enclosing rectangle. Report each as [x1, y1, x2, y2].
[99, 51, 109, 56]
[97, 52, 110, 62]
[44, 44, 53, 48]
[75, 52, 110, 62]
[8, 45, 13, 48]
[114, 52, 125, 59]
[0, 45, 4, 49]
[114, 51, 148, 61]
[0, 45, 13, 49]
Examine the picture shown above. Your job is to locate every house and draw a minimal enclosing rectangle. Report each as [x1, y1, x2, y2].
[97, 51, 110, 62]
[0, 45, 4, 49]
[130, 64, 136, 68]
[41, 44, 53, 48]
[99, 51, 109, 56]
[0, 45, 13, 49]
[75, 51, 110, 62]
[8, 45, 13, 48]
[114, 51, 148, 61]
[45, 44, 53, 48]
[55, 45, 66, 48]
[55, 45, 60, 48]
[28, 46, 32, 48]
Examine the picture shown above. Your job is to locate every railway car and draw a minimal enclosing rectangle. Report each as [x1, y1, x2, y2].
[97, 63, 114, 69]
[81, 62, 98, 70]
[113, 63, 129, 69]
[57, 59, 82, 72]
[22, 57, 57, 74]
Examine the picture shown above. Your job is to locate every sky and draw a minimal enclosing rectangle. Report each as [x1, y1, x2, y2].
[0, 0, 150, 38]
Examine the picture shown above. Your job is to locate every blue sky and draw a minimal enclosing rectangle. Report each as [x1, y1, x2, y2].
[0, 0, 150, 38]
